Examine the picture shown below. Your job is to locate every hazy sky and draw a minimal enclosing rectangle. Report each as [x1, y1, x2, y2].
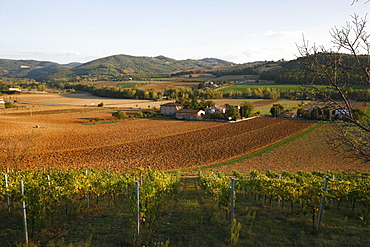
[0, 0, 368, 64]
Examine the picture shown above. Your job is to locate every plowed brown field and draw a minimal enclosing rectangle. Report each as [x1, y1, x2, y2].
[200, 123, 369, 175]
[2, 93, 367, 173]
[0, 104, 315, 171]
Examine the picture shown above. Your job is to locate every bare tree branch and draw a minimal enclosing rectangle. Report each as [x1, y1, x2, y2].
[351, 0, 370, 6]
[297, 13, 370, 162]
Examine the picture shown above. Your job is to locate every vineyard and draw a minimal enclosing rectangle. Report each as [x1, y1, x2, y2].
[198, 170, 370, 246]
[1, 168, 180, 246]
[1, 168, 370, 246]
[1, 117, 316, 171]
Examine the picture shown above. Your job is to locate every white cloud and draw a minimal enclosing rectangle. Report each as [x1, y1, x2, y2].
[1, 51, 97, 64]
[263, 30, 302, 38]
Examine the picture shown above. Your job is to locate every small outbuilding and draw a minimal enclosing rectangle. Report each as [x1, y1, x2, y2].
[176, 109, 205, 120]
[334, 109, 350, 119]
[279, 112, 296, 118]
[204, 105, 226, 114]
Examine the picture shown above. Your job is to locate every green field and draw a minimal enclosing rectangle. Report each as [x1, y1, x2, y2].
[227, 99, 309, 116]
[218, 84, 328, 92]
[219, 83, 370, 92]
[256, 100, 308, 115]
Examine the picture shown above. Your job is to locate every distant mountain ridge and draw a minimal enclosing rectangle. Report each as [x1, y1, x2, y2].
[0, 59, 69, 80]
[0, 54, 235, 81]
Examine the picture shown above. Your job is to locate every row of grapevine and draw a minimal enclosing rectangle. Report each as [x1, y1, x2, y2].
[199, 170, 370, 226]
[234, 170, 370, 212]
[0, 168, 180, 243]
[199, 171, 233, 212]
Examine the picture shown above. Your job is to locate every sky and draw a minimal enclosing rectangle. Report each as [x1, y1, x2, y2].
[0, 0, 369, 64]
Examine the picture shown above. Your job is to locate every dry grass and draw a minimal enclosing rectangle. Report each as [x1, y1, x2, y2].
[2, 92, 167, 109]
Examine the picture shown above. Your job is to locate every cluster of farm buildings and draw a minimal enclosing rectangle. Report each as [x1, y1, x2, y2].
[159, 101, 353, 121]
[160, 102, 228, 120]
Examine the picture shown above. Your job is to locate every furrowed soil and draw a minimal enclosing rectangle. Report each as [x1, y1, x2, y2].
[0, 108, 316, 171]
[0, 92, 368, 173]
[198, 123, 368, 175]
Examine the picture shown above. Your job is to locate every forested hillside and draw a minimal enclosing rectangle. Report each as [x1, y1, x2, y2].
[0, 55, 235, 81]
[0, 59, 68, 80]
[260, 53, 370, 85]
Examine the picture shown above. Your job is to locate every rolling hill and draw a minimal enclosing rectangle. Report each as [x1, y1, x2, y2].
[0, 59, 69, 80]
[0, 55, 236, 81]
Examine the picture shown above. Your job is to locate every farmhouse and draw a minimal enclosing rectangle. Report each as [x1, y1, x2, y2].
[160, 102, 184, 115]
[334, 109, 350, 119]
[204, 105, 226, 114]
[279, 112, 296, 118]
[175, 109, 205, 120]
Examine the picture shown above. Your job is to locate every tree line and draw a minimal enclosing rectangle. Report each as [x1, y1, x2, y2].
[2, 79, 368, 103]
[260, 54, 370, 85]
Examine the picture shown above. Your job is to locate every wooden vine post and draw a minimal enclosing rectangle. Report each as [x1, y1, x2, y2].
[316, 176, 329, 230]
[277, 174, 282, 208]
[230, 177, 235, 222]
[20, 180, 29, 243]
[135, 180, 140, 238]
[4, 174, 11, 212]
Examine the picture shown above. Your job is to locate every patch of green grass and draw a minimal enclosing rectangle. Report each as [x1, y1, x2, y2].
[219, 84, 328, 92]
[362, 102, 370, 125]
[234, 193, 370, 247]
[257, 99, 310, 116]
[226, 99, 309, 116]
[149, 177, 229, 246]
[349, 84, 370, 89]
[227, 99, 260, 106]
[179, 122, 322, 173]
[82, 121, 120, 125]
[116, 80, 171, 88]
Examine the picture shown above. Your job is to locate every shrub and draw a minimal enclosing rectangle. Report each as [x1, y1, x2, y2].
[112, 111, 127, 119]
[270, 104, 284, 117]
[353, 108, 366, 122]
[5, 102, 16, 108]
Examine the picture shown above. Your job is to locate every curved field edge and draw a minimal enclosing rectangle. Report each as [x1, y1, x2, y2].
[178, 122, 322, 173]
